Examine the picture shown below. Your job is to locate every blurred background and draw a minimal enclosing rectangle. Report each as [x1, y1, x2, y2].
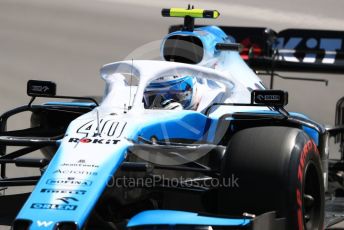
[1, 0, 344, 122]
[0, 0, 344, 228]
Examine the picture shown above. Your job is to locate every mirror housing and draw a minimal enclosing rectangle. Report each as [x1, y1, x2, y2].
[251, 90, 288, 107]
[27, 80, 56, 97]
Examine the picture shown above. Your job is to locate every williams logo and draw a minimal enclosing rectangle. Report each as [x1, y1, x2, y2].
[40, 188, 86, 195]
[31, 203, 77, 211]
[36, 220, 53, 227]
[57, 197, 78, 204]
[46, 178, 92, 187]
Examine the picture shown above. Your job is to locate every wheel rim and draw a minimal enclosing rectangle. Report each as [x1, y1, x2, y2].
[303, 162, 322, 230]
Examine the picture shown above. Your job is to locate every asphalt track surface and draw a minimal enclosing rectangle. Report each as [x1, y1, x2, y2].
[0, 0, 344, 229]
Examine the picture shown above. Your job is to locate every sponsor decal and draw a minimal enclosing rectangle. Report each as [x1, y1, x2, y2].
[77, 120, 126, 138]
[275, 37, 342, 64]
[61, 163, 99, 168]
[61, 160, 99, 168]
[31, 196, 79, 211]
[36, 220, 53, 227]
[40, 188, 86, 195]
[46, 178, 92, 187]
[27, 80, 56, 97]
[56, 197, 78, 204]
[296, 140, 318, 230]
[32, 86, 50, 93]
[53, 169, 97, 176]
[257, 94, 280, 101]
[31, 203, 77, 211]
[68, 137, 120, 145]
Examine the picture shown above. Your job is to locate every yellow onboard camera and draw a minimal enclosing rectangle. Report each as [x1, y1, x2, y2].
[161, 6, 220, 31]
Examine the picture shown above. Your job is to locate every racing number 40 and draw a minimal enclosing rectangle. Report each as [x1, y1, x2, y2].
[77, 120, 126, 138]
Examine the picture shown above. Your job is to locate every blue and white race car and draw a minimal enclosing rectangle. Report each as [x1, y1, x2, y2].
[1, 7, 344, 230]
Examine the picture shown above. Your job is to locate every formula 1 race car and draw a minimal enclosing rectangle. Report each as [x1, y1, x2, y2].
[0, 6, 344, 230]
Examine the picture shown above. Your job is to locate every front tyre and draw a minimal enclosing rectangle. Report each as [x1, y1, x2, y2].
[219, 126, 324, 230]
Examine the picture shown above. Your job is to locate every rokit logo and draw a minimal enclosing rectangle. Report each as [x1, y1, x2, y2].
[46, 178, 92, 187]
[27, 80, 56, 97]
[68, 137, 120, 145]
[40, 188, 86, 195]
[275, 37, 342, 64]
[257, 94, 280, 101]
[31, 86, 50, 93]
[53, 169, 97, 176]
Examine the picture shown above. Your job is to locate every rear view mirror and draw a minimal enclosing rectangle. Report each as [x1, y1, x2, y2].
[251, 90, 288, 107]
[27, 80, 56, 97]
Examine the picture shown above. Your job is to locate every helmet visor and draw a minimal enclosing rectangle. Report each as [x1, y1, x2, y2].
[144, 77, 194, 109]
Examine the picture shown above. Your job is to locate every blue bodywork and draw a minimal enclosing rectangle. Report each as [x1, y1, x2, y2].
[127, 210, 251, 227]
[14, 107, 320, 229]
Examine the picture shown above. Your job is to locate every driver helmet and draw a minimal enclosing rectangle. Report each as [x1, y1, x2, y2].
[144, 75, 199, 110]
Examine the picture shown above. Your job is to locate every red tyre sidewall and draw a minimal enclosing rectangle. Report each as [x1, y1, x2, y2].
[288, 135, 324, 230]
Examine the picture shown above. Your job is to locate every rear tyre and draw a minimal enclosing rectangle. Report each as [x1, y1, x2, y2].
[219, 126, 324, 230]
